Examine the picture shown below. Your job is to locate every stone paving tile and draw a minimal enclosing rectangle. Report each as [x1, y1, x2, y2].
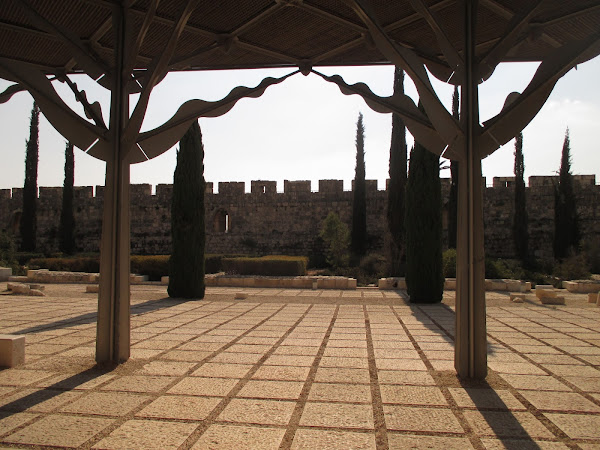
[4, 414, 113, 447]
[299, 402, 374, 429]
[218, 398, 295, 425]
[0, 388, 83, 413]
[101, 375, 176, 393]
[542, 364, 600, 378]
[92, 418, 197, 450]
[168, 377, 239, 397]
[462, 410, 555, 439]
[314, 367, 370, 384]
[192, 424, 285, 450]
[544, 413, 600, 439]
[498, 374, 572, 391]
[387, 433, 474, 449]
[237, 380, 305, 400]
[480, 438, 569, 449]
[307, 382, 372, 403]
[0, 369, 54, 387]
[139, 360, 196, 376]
[519, 390, 600, 412]
[0, 412, 39, 435]
[191, 362, 253, 378]
[375, 358, 428, 371]
[136, 395, 221, 420]
[563, 376, 600, 392]
[377, 369, 436, 385]
[291, 429, 376, 449]
[210, 351, 265, 365]
[319, 356, 369, 369]
[60, 391, 150, 416]
[488, 362, 547, 375]
[380, 385, 447, 406]
[448, 388, 526, 410]
[383, 405, 463, 433]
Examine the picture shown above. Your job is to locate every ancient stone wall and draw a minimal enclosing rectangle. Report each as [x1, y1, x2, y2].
[0, 176, 598, 262]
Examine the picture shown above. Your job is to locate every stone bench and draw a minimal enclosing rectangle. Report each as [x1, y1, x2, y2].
[0, 266, 12, 282]
[535, 285, 565, 305]
[563, 280, 600, 293]
[588, 292, 600, 306]
[0, 334, 25, 367]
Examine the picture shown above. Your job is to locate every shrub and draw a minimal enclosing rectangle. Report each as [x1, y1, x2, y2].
[222, 255, 308, 276]
[443, 248, 457, 278]
[319, 212, 350, 269]
[131, 255, 169, 281]
[553, 253, 591, 281]
[484, 258, 526, 280]
[0, 231, 19, 273]
[581, 237, 600, 274]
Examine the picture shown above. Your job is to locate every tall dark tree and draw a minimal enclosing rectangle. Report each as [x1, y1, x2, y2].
[20, 102, 40, 252]
[59, 141, 76, 254]
[447, 86, 460, 249]
[554, 128, 579, 259]
[513, 131, 529, 265]
[351, 112, 367, 259]
[168, 120, 206, 299]
[405, 104, 444, 303]
[386, 67, 408, 275]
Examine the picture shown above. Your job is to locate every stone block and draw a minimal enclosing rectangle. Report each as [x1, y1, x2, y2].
[8, 276, 28, 283]
[312, 278, 318, 290]
[0, 334, 25, 367]
[489, 280, 506, 291]
[378, 278, 406, 290]
[234, 292, 248, 300]
[335, 278, 348, 289]
[242, 277, 256, 287]
[30, 289, 45, 296]
[535, 285, 556, 299]
[588, 292, 598, 303]
[539, 296, 565, 305]
[0, 266, 12, 281]
[347, 278, 357, 289]
[161, 276, 169, 285]
[86, 285, 100, 293]
[510, 294, 526, 303]
[444, 278, 456, 290]
[319, 278, 336, 289]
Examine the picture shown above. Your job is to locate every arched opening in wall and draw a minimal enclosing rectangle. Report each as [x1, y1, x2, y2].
[213, 210, 230, 233]
[9, 210, 21, 235]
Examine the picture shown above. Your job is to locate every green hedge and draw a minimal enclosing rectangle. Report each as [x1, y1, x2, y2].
[222, 255, 308, 276]
[27, 254, 232, 280]
[28, 256, 100, 273]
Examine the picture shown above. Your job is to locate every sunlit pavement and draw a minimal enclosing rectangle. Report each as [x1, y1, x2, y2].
[1, 283, 599, 449]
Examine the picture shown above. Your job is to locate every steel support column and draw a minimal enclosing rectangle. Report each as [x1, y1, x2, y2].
[96, 3, 131, 364]
[455, 0, 487, 379]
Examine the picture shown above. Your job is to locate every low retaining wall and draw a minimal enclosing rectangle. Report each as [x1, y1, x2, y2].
[563, 280, 600, 293]
[378, 277, 531, 292]
[161, 275, 357, 290]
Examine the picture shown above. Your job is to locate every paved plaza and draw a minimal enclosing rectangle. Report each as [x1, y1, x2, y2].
[1, 283, 599, 449]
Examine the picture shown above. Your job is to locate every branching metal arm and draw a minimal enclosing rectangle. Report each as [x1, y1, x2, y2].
[311, 70, 452, 158]
[348, 0, 462, 154]
[0, 58, 108, 156]
[61, 75, 107, 129]
[479, 31, 600, 158]
[133, 71, 300, 164]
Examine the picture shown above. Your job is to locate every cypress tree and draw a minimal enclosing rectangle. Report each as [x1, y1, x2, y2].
[59, 141, 76, 254]
[405, 105, 444, 303]
[351, 112, 367, 259]
[168, 120, 206, 299]
[20, 102, 40, 252]
[513, 131, 529, 265]
[386, 67, 407, 275]
[553, 128, 579, 260]
[447, 86, 460, 249]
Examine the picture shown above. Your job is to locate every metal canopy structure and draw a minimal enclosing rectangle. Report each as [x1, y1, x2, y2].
[1, 0, 599, 379]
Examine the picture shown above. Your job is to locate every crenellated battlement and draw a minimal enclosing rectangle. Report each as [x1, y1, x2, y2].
[1, 174, 596, 200]
[1, 175, 597, 261]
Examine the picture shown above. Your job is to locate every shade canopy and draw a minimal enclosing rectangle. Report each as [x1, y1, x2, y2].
[2, 0, 599, 78]
[2, 0, 599, 379]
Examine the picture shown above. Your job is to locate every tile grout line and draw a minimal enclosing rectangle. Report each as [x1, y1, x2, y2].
[363, 305, 389, 450]
[181, 303, 319, 449]
[391, 305, 484, 450]
[277, 304, 340, 450]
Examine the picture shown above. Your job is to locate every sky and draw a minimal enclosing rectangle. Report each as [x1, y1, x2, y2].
[0, 55, 599, 193]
